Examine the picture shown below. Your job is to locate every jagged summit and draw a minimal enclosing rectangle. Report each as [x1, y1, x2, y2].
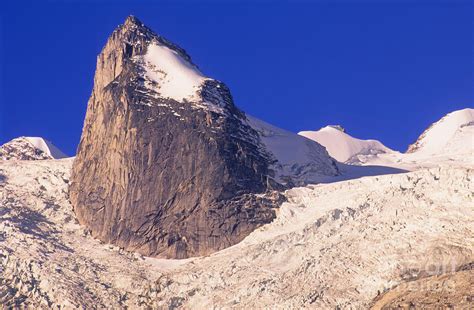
[101, 16, 235, 115]
[123, 15, 142, 27]
[327, 125, 346, 133]
[0, 137, 67, 160]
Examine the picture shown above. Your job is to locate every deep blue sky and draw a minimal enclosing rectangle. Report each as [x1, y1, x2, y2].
[1, 1, 472, 155]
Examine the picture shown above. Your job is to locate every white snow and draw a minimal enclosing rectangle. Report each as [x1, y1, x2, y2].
[0, 137, 67, 160]
[246, 115, 338, 185]
[407, 108, 474, 155]
[24, 137, 67, 159]
[442, 119, 474, 155]
[1, 158, 471, 308]
[298, 108, 474, 170]
[299, 126, 394, 163]
[142, 42, 206, 102]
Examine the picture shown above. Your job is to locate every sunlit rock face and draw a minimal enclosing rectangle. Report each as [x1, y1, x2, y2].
[69, 16, 286, 259]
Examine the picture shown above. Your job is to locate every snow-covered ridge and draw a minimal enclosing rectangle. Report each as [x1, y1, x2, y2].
[407, 108, 474, 154]
[298, 108, 473, 168]
[137, 41, 229, 114]
[24, 137, 67, 159]
[141, 41, 206, 103]
[0, 137, 67, 160]
[247, 115, 338, 185]
[123, 18, 229, 114]
[299, 126, 394, 164]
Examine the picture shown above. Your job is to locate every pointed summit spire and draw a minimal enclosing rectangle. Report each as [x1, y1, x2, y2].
[124, 15, 143, 27]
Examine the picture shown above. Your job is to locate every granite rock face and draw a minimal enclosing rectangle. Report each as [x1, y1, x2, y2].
[70, 16, 284, 259]
[70, 16, 337, 259]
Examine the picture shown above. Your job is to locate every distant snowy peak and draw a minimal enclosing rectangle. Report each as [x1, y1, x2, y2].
[247, 116, 339, 185]
[0, 137, 67, 160]
[298, 126, 393, 164]
[407, 108, 474, 155]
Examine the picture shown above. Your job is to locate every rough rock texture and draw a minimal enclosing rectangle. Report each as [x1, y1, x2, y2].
[69, 16, 291, 259]
[371, 265, 474, 309]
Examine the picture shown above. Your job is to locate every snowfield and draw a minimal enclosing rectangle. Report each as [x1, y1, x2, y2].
[1, 157, 472, 308]
[23, 137, 67, 159]
[299, 125, 394, 164]
[407, 108, 474, 155]
[247, 115, 339, 185]
[142, 42, 205, 103]
[299, 108, 474, 171]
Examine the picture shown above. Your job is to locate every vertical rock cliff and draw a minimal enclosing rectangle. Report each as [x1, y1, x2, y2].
[70, 16, 337, 259]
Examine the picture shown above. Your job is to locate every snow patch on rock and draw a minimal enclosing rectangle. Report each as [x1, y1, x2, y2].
[142, 42, 206, 102]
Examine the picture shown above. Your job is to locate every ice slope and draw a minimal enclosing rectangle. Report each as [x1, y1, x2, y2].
[142, 42, 205, 102]
[122, 18, 229, 115]
[407, 108, 474, 155]
[364, 108, 474, 169]
[0, 158, 472, 308]
[23, 137, 67, 159]
[299, 126, 394, 164]
[442, 120, 474, 155]
[246, 115, 338, 185]
[0, 137, 67, 160]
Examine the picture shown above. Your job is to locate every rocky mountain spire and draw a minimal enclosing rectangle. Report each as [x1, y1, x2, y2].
[69, 16, 284, 259]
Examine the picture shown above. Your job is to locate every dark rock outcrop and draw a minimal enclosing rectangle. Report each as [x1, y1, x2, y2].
[70, 16, 287, 259]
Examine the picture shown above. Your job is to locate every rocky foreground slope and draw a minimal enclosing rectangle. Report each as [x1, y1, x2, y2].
[1, 158, 472, 308]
